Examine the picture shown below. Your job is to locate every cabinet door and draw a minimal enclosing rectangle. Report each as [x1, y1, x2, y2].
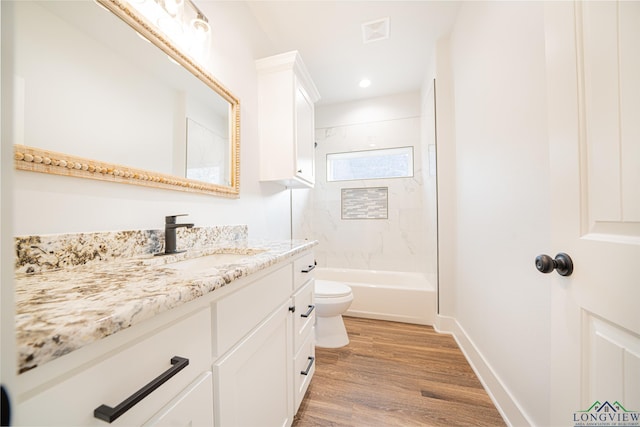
[143, 372, 214, 427]
[214, 303, 293, 427]
[294, 80, 315, 185]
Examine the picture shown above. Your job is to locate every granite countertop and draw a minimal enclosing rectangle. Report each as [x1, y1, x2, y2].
[15, 239, 317, 374]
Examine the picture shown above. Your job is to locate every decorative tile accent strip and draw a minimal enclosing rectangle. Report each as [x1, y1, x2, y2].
[15, 225, 248, 274]
[341, 187, 388, 219]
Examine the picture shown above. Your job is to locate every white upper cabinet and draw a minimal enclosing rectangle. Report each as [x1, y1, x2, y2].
[257, 51, 321, 188]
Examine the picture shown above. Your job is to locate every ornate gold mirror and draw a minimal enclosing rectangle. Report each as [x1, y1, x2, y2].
[12, 0, 240, 197]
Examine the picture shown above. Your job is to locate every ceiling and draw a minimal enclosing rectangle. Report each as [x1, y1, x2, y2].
[243, 1, 461, 106]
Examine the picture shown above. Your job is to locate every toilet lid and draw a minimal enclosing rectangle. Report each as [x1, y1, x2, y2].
[315, 280, 352, 298]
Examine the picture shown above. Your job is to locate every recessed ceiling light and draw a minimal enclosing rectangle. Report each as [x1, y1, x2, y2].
[359, 79, 371, 88]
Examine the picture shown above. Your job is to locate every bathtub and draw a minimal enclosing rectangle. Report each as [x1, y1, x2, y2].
[315, 268, 436, 325]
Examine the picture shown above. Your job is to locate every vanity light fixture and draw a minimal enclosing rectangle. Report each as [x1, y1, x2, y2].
[187, 6, 210, 60]
[160, 0, 184, 18]
[125, 0, 211, 62]
[189, 3, 210, 49]
[186, 0, 209, 29]
[163, 0, 211, 57]
[191, 13, 210, 42]
[159, 0, 210, 36]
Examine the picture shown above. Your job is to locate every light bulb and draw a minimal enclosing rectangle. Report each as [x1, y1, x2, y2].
[162, 0, 183, 17]
[191, 17, 210, 42]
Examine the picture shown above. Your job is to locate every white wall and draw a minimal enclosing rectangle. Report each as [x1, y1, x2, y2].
[438, 2, 551, 425]
[308, 92, 437, 277]
[9, 1, 291, 239]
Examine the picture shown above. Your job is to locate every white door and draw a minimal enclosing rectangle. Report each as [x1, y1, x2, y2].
[544, 1, 640, 425]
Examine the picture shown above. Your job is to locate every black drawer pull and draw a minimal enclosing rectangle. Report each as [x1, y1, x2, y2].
[300, 356, 315, 376]
[301, 305, 315, 318]
[94, 356, 189, 423]
[301, 264, 315, 273]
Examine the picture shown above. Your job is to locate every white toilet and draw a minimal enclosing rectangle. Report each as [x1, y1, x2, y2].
[314, 280, 354, 348]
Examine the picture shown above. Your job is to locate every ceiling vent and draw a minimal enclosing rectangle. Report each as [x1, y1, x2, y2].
[361, 17, 390, 44]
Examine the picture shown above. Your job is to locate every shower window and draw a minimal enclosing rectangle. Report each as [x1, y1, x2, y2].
[326, 146, 413, 182]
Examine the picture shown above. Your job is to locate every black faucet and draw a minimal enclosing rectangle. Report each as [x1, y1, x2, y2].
[160, 214, 194, 255]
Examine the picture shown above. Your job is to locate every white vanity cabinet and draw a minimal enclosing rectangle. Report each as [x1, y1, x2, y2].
[257, 51, 321, 188]
[13, 249, 316, 427]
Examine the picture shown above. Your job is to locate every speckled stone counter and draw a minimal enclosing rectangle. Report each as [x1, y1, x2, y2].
[15, 227, 317, 374]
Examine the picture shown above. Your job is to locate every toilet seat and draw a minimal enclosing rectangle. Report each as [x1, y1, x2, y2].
[315, 280, 352, 298]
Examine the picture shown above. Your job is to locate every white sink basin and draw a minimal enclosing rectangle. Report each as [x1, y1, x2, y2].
[164, 252, 262, 271]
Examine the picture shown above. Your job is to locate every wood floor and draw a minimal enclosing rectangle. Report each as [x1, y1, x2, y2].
[293, 317, 505, 427]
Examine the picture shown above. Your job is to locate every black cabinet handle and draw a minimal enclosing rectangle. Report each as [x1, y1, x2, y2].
[301, 264, 315, 273]
[301, 305, 315, 318]
[94, 356, 189, 423]
[300, 356, 315, 376]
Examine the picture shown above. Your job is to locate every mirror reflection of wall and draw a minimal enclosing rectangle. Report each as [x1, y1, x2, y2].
[12, 0, 239, 195]
[186, 118, 230, 186]
[15, 1, 174, 173]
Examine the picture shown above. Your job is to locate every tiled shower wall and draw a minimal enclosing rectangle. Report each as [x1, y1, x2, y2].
[292, 92, 437, 277]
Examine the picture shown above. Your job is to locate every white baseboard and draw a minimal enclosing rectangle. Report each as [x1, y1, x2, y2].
[434, 315, 533, 427]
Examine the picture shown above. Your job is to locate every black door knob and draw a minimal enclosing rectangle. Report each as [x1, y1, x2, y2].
[535, 253, 573, 276]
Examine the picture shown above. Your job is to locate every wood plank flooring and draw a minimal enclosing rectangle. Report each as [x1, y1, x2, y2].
[293, 317, 506, 427]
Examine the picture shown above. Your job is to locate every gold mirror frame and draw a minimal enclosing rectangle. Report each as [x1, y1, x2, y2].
[13, 0, 240, 198]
